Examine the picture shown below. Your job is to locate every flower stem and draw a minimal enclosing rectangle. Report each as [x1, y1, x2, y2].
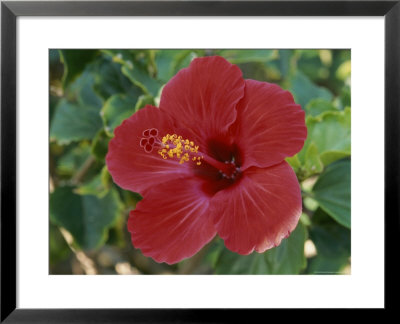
[71, 155, 96, 185]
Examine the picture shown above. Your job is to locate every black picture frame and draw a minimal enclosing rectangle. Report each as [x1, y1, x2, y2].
[1, 0, 399, 321]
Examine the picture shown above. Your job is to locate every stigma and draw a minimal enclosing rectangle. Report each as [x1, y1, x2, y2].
[140, 129, 203, 165]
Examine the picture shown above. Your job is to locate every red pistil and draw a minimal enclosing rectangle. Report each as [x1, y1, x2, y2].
[202, 155, 239, 178]
[141, 128, 240, 178]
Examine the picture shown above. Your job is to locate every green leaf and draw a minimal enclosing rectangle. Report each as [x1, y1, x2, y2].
[289, 71, 333, 108]
[326, 50, 351, 94]
[320, 151, 351, 167]
[213, 222, 307, 274]
[122, 64, 162, 97]
[91, 129, 111, 161]
[300, 213, 312, 227]
[307, 208, 351, 274]
[296, 49, 321, 59]
[336, 60, 351, 81]
[83, 55, 143, 100]
[59, 50, 98, 88]
[101, 49, 161, 97]
[304, 143, 324, 174]
[299, 107, 351, 167]
[336, 84, 351, 110]
[101, 49, 142, 65]
[135, 94, 154, 111]
[310, 210, 351, 256]
[75, 166, 111, 198]
[67, 71, 103, 109]
[50, 95, 60, 123]
[217, 49, 276, 64]
[50, 49, 61, 65]
[296, 50, 330, 83]
[56, 142, 91, 177]
[277, 49, 294, 79]
[100, 166, 112, 189]
[236, 62, 269, 82]
[312, 159, 351, 228]
[49, 223, 71, 266]
[50, 99, 103, 144]
[154, 49, 197, 82]
[75, 173, 106, 197]
[50, 186, 123, 250]
[303, 197, 319, 212]
[101, 94, 140, 136]
[285, 154, 301, 172]
[293, 108, 351, 179]
[305, 98, 338, 117]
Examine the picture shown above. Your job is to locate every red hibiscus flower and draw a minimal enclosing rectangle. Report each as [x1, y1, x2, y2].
[106, 56, 307, 264]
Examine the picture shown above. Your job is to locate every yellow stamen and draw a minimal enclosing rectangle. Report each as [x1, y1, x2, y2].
[157, 133, 203, 166]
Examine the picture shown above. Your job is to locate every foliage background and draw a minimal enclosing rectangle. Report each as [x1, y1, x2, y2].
[49, 49, 351, 275]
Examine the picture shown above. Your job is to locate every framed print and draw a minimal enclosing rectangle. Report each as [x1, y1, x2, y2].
[1, 0, 399, 321]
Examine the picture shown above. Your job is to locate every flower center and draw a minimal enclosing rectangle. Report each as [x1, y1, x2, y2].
[140, 129, 203, 165]
[217, 159, 240, 180]
[140, 128, 241, 180]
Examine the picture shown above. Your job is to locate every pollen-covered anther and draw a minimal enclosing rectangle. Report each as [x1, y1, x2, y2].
[157, 133, 203, 165]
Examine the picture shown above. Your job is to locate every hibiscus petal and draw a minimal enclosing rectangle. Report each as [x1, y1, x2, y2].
[210, 161, 302, 255]
[159, 56, 245, 149]
[128, 178, 216, 264]
[106, 105, 192, 194]
[234, 80, 307, 170]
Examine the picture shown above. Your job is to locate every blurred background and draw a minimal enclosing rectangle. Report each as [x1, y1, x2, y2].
[49, 49, 351, 275]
